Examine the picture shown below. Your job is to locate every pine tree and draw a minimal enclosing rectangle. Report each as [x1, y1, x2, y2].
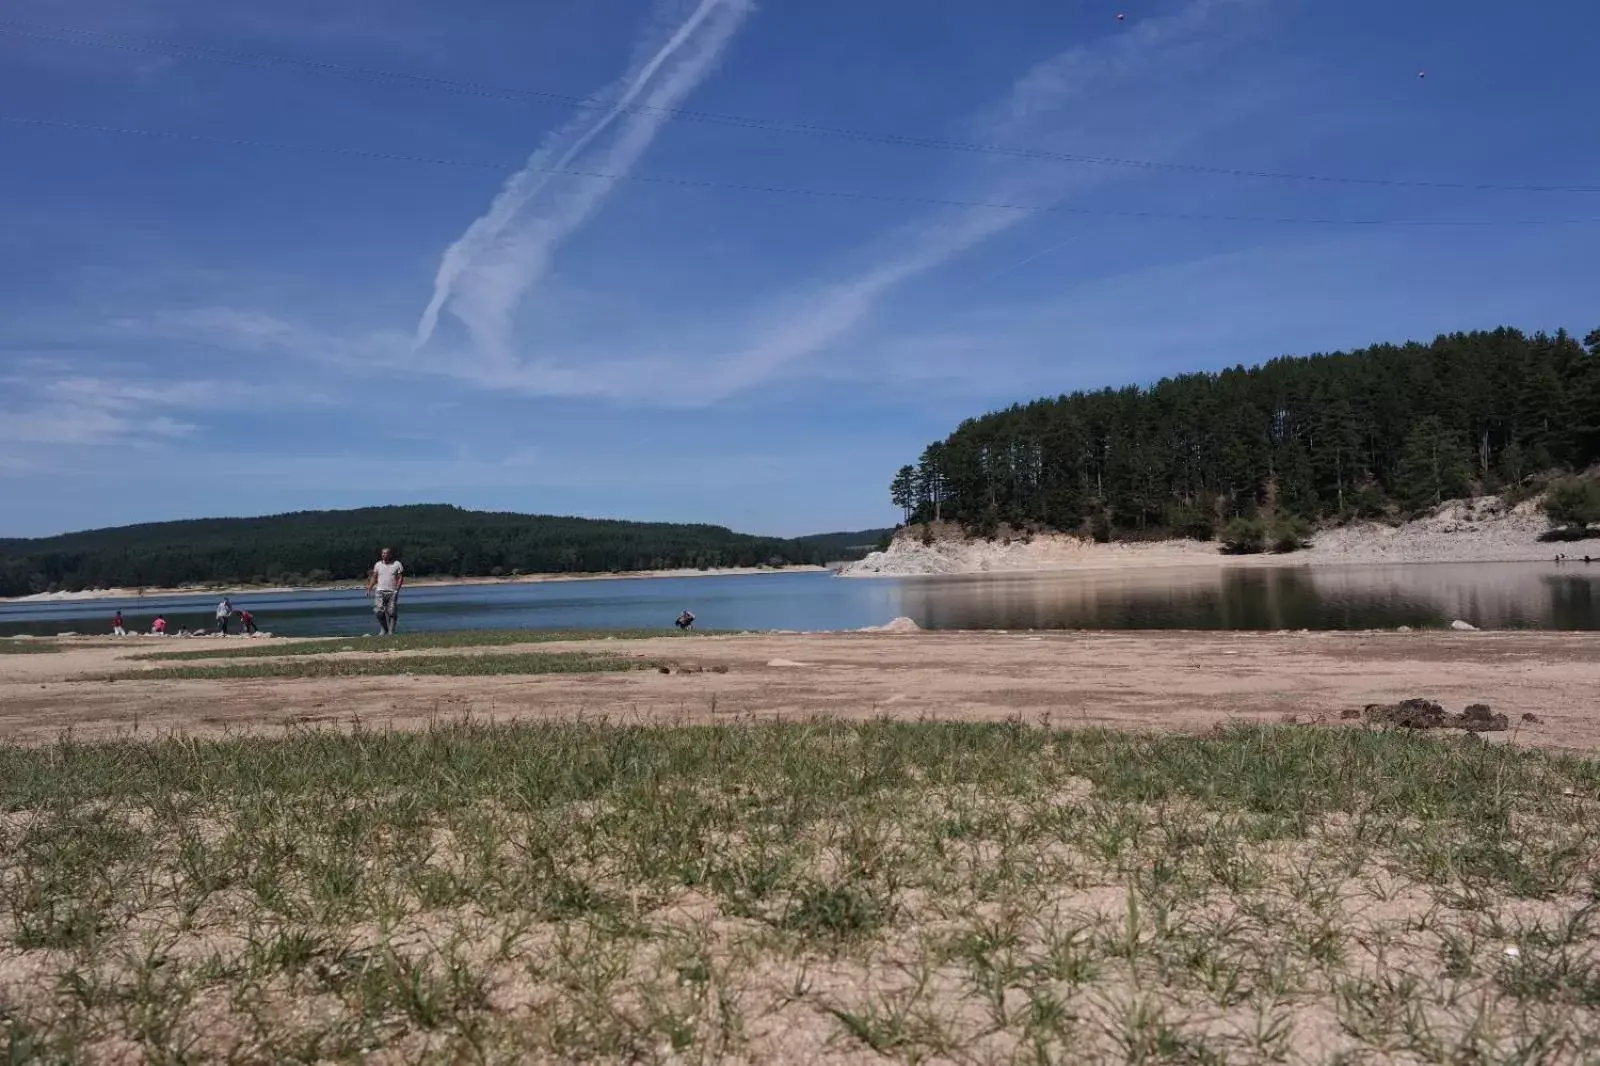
[890, 466, 917, 524]
[1394, 417, 1472, 511]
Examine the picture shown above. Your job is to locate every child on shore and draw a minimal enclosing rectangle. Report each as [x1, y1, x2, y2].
[240, 609, 257, 635]
[112, 610, 125, 637]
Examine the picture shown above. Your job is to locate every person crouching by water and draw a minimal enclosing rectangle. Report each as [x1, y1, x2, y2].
[367, 547, 405, 635]
[240, 609, 257, 635]
[112, 610, 126, 637]
[215, 597, 233, 636]
[675, 609, 696, 630]
[151, 616, 167, 636]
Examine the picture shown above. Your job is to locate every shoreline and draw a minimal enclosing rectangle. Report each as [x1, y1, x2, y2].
[0, 564, 832, 606]
[842, 494, 1580, 578]
[838, 543, 1568, 579]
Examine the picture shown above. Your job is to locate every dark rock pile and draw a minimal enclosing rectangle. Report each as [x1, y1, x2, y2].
[1359, 698, 1509, 732]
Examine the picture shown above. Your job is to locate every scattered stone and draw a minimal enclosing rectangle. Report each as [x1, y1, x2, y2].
[1450, 620, 1479, 632]
[657, 666, 671, 675]
[1522, 713, 1542, 724]
[1340, 708, 1363, 720]
[710, 665, 729, 674]
[1396, 625, 1413, 633]
[1362, 698, 1508, 732]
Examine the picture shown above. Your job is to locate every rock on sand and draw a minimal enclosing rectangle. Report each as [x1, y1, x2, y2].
[860, 617, 922, 633]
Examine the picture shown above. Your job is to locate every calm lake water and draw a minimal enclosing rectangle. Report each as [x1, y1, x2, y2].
[2, 565, 1599, 638]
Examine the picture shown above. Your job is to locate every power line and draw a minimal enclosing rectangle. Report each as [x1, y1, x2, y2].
[5, 19, 1599, 196]
[6, 113, 1599, 228]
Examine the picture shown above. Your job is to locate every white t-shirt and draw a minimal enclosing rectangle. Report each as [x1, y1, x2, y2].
[373, 560, 404, 593]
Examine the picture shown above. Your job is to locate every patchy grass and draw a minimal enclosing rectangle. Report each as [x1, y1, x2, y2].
[1, 722, 1597, 1063]
[134, 628, 707, 662]
[0, 640, 61, 654]
[99, 651, 664, 681]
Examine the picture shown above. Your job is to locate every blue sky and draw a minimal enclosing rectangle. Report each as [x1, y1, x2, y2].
[3, 0, 1597, 539]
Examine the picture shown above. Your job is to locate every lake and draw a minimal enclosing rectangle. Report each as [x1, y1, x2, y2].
[2, 564, 1599, 638]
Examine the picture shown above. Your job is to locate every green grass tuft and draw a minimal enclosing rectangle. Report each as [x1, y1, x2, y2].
[133, 627, 707, 662]
[99, 650, 662, 681]
[0, 640, 62, 654]
[2, 722, 1596, 1063]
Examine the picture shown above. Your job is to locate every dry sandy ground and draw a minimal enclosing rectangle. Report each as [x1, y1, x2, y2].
[4, 630, 1598, 750]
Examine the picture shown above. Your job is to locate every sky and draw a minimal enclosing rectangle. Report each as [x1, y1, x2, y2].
[2, 0, 1598, 539]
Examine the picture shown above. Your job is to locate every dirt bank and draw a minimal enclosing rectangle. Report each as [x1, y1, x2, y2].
[5, 630, 1597, 751]
[843, 494, 1564, 577]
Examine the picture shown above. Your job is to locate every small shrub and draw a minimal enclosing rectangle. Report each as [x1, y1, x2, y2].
[1544, 477, 1600, 530]
[1089, 514, 1113, 544]
[1271, 515, 1313, 553]
[1221, 517, 1266, 554]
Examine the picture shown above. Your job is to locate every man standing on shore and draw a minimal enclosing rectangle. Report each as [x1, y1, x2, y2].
[367, 547, 405, 636]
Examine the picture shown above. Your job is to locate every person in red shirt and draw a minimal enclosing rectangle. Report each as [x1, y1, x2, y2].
[240, 609, 257, 635]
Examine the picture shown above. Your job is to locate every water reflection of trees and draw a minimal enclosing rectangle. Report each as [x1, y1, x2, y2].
[903, 565, 1599, 631]
[1541, 574, 1599, 630]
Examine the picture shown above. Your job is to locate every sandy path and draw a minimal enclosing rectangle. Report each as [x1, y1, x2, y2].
[3, 631, 1597, 750]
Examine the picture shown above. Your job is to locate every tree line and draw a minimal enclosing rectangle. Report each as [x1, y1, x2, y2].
[0, 506, 890, 597]
[890, 327, 1600, 541]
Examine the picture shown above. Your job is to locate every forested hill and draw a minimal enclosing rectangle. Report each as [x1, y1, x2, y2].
[0, 506, 890, 596]
[890, 327, 1600, 539]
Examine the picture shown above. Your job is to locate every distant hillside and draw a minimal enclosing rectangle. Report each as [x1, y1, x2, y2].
[0, 506, 883, 597]
[791, 528, 894, 560]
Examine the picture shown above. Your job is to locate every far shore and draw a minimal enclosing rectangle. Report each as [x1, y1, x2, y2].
[842, 493, 1584, 578]
[0, 564, 833, 606]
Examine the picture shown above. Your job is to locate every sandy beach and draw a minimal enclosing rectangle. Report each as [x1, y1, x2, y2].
[5, 628, 1596, 750]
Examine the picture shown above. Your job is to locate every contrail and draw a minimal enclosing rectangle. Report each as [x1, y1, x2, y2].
[414, 0, 750, 360]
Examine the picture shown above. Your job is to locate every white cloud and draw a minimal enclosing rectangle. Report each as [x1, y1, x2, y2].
[386, 0, 1278, 407]
[57, 0, 1277, 414]
[0, 403, 195, 447]
[414, 0, 753, 367]
[690, 0, 1275, 400]
[0, 364, 319, 455]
